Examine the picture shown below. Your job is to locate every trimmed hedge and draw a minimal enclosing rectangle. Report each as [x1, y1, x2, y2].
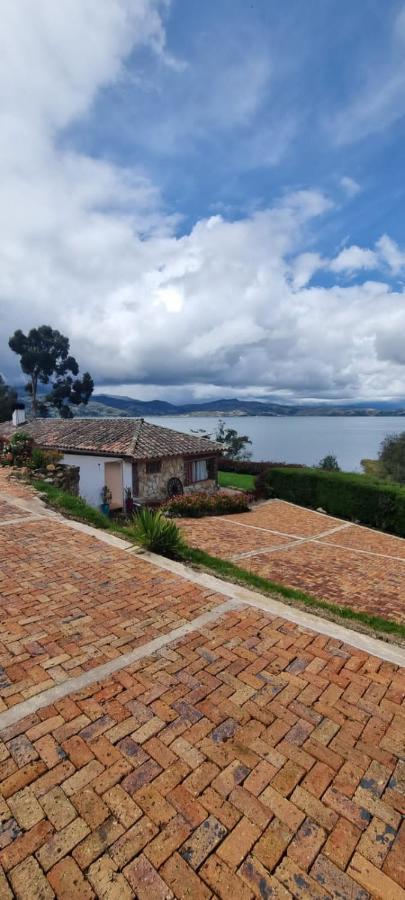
[265, 467, 405, 536]
[164, 491, 250, 518]
[219, 458, 304, 475]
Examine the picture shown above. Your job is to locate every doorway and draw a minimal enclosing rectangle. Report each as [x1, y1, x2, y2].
[104, 461, 123, 509]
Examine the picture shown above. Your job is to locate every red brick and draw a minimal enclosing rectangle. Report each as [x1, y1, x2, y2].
[36, 818, 90, 871]
[239, 855, 291, 899]
[160, 851, 211, 900]
[199, 853, 253, 900]
[48, 856, 95, 899]
[124, 854, 173, 899]
[254, 817, 292, 872]
[0, 819, 53, 871]
[9, 854, 54, 899]
[218, 817, 260, 868]
[323, 816, 361, 868]
[287, 817, 326, 870]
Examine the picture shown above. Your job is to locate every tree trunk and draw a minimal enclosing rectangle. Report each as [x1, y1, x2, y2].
[31, 373, 38, 417]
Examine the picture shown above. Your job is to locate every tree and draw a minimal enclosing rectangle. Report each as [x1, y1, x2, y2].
[378, 432, 405, 484]
[0, 375, 17, 423]
[318, 454, 340, 472]
[195, 418, 252, 459]
[8, 326, 94, 418]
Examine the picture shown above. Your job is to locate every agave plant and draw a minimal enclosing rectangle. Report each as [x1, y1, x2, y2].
[133, 507, 186, 559]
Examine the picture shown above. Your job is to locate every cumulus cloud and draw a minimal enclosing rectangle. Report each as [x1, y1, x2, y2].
[1, 0, 405, 404]
[329, 245, 378, 274]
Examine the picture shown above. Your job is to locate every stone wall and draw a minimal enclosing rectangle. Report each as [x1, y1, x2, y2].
[137, 455, 217, 501]
[29, 463, 80, 495]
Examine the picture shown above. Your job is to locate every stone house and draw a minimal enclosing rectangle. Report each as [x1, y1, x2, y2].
[1, 412, 221, 509]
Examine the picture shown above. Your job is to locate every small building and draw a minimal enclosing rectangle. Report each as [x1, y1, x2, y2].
[2, 412, 221, 509]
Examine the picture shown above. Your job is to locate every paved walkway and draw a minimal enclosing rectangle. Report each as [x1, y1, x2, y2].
[179, 501, 405, 624]
[0, 472, 404, 898]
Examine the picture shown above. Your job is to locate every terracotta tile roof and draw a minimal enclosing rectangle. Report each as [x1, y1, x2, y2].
[0, 418, 221, 460]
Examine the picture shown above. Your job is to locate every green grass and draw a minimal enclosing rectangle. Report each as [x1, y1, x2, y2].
[34, 479, 405, 642]
[183, 547, 405, 641]
[218, 470, 255, 491]
[32, 481, 113, 530]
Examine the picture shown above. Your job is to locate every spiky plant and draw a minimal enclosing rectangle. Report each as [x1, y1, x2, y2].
[133, 507, 187, 559]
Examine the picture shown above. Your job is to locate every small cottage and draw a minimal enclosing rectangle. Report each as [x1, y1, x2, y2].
[2, 413, 221, 509]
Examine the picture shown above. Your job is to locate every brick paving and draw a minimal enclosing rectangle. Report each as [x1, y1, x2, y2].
[179, 501, 405, 624]
[0, 606, 404, 898]
[0, 517, 226, 710]
[0, 471, 405, 897]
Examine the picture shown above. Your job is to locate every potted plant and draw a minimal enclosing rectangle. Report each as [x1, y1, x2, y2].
[124, 486, 134, 517]
[100, 485, 112, 515]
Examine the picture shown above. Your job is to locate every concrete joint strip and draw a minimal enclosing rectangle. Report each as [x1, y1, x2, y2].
[140, 551, 405, 668]
[0, 598, 242, 733]
[0, 514, 44, 527]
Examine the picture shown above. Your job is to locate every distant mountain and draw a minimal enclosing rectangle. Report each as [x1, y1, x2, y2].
[71, 394, 405, 418]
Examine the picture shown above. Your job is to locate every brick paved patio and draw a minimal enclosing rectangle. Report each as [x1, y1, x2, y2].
[0, 606, 404, 899]
[179, 501, 405, 624]
[0, 472, 404, 898]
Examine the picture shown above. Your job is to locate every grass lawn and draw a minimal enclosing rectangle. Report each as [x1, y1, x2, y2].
[218, 470, 255, 491]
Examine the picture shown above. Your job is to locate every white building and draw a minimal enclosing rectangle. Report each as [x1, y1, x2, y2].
[2, 413, 220, 509]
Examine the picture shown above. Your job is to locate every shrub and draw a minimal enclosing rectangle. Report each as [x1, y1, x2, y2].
[2, 431, 33, 466]
[378, 432, 405, 484]
[219, 458, 304, 475]
[318, 454, 340, 471]
[264, 467, 405, 536]
[29, 447, 62, 471]
[132, 508, 186, 558]
[164, 491, 250, 518]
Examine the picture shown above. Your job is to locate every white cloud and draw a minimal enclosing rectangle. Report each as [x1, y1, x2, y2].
[2, 0, 405, 406]
[376, 234, 405, 274]
[331, 5, 405, 144]
[340, 176, 361, 197]
[329, 245, 378, 274]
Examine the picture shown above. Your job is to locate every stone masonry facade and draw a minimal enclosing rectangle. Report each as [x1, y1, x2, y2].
[138, 455, 217, 501]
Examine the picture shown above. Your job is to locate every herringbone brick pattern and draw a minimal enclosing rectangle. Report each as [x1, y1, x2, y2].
[0, 608, 404, 898]
[0, 518, 224, 709]
[0, 501, 28, 520]
[179, 502, 405, 623]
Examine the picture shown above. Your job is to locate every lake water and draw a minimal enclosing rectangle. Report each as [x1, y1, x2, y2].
[145, 415, 405, 472]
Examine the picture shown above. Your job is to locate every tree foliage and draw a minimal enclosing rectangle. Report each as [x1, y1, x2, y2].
[8, 325, 93, 417]
[194, 418, 252, 459]
[378, 432, 405, 484]
[0, 375, 17, 423]
[318, 453, 340, 472]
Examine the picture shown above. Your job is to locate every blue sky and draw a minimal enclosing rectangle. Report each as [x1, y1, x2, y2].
[2, 0, 405, 402]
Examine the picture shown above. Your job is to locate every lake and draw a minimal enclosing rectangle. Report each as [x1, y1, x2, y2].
[145, 415, 405, 472]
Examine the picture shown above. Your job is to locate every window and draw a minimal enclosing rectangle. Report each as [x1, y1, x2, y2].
[185, 458, 208, 483]
[146, 459, 162, 475]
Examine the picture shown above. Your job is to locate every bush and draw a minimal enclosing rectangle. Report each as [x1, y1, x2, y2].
[29, 447, 62, 471]
[219, 458, 304, 475]
[378, 432, 405, 484]
[318, 454, 340, 472]
[164, 491, 250, 518]
[264, 467, 405, 536]
[1, 431, 33, 466]
[132, 508, 186, 558]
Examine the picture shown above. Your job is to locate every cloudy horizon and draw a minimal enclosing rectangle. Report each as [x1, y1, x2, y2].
[2, 0, 405, 405]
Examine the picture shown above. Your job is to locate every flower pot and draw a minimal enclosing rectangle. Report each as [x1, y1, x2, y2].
[101, 502, 110, 516]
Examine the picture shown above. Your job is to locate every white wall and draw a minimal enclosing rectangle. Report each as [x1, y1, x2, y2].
[61, 453, 126, 508]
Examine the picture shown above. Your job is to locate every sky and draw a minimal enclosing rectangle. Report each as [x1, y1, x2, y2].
[2, 0, 405, 404]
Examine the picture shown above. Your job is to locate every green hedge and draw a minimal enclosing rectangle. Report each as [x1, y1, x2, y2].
[265, 467, 405, 536]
